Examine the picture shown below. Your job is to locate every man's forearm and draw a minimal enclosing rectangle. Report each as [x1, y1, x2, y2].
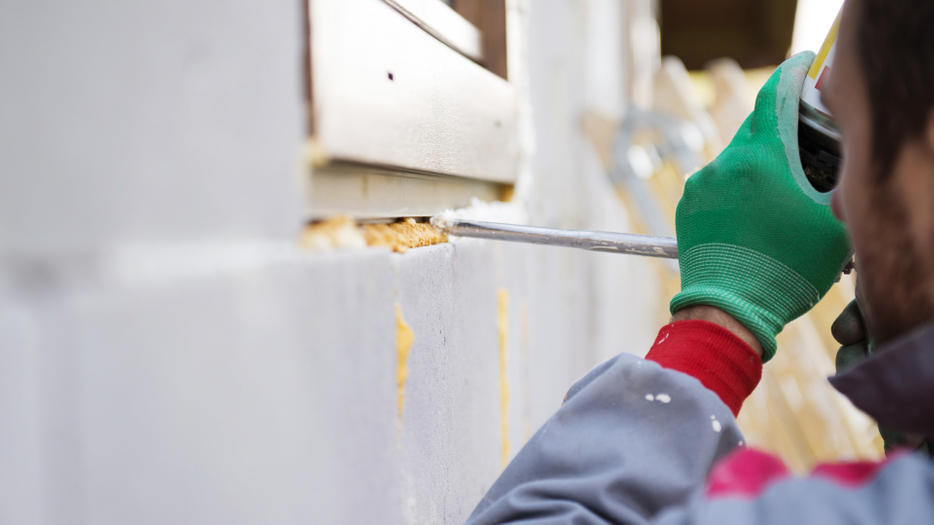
[672, 305, 763, 358]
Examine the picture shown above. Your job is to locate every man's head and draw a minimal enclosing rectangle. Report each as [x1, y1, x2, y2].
[827, 0, 934, 346]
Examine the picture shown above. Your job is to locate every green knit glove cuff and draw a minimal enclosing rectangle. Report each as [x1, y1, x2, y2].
[671, 243, 821, 362]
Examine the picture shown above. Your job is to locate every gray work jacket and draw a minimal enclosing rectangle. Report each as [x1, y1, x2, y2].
[466, 322, 934, 524]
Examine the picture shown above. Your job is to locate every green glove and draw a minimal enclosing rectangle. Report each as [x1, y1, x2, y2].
[671, 52, 850, 362]
[831, 298, 871, 372]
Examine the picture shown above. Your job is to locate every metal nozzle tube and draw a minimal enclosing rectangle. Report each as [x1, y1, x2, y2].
[434, 218, 679, 259]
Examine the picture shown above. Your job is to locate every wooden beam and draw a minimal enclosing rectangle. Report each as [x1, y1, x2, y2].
[660, 0, 798, 70]
[454, 0, 508, 80]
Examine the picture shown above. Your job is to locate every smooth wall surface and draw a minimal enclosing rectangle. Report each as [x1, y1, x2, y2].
[0, 0, 663, 523]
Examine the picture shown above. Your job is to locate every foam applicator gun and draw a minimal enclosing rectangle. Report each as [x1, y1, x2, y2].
[433, 11, 854, 269]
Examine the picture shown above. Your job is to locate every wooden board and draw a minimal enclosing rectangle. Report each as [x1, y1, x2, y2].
[307, 162, 506, 219]
[308, 0, 519, 184]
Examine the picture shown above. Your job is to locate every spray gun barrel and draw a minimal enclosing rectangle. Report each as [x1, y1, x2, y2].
[432, 218, 679, 259]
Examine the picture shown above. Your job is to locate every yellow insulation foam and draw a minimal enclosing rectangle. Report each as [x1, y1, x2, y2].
[302, 216, 448, 253]
[362, 218, 448, 253]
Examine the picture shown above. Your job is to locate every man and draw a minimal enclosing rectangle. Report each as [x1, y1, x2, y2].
[467, 0, 934, 523]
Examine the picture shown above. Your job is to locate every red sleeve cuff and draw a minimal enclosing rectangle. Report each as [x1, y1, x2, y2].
[645, 320, 762, 416]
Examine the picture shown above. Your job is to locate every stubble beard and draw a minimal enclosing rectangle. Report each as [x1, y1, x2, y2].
[858, 176, 934, 348]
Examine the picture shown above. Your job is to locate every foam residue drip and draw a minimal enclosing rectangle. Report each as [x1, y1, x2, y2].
[497, 287, 511, 470]
[395, 303, 414, 449]
[395, 303, 414, 420]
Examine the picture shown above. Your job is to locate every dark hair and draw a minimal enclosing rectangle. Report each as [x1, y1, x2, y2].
[856, 0, 934, 175]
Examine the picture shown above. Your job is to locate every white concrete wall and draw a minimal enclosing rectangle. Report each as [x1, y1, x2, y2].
[0, 0, 306, 251]
[0, 0, 662, 523]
